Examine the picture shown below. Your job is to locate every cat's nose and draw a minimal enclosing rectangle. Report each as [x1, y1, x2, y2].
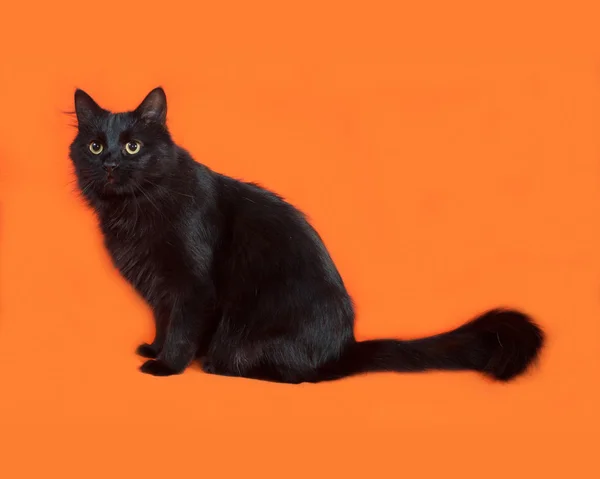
[102, 161, 118, 172]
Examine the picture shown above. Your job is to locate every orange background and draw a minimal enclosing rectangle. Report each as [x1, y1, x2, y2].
[1, 1, 598, 477]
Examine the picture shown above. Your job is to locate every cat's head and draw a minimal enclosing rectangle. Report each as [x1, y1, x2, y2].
[69, 87, 177, 198]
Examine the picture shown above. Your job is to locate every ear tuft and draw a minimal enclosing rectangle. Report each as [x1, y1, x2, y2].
[135, 87, 167, 124]
[74, 89, 103, 124]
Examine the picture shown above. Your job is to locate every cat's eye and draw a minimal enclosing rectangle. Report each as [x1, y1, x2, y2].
[125, 140, 142, 155]
[89, 141, 103, 155]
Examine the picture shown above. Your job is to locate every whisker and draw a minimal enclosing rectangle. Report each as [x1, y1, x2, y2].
[134, 183, 161, 213]
[131, 185, 140, 229]
[143, 179, 195, 199]
[134, 183, 177, 231]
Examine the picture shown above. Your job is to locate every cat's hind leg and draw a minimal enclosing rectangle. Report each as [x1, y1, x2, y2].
[201, 341, 315, 384]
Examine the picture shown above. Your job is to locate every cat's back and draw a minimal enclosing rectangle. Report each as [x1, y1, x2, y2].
[215, 174, 345, 288]
[217, 174, 316, 251]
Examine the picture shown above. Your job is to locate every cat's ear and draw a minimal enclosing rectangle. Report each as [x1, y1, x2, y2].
[74, 89, 103, 124]
[135, 87, 167, 124]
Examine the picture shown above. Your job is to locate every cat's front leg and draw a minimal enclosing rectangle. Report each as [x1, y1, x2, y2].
[140, 290, 211, 377]
[135, 306, 170, 359]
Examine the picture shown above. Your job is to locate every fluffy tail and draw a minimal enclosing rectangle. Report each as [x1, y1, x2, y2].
[316, 309, 544, 382]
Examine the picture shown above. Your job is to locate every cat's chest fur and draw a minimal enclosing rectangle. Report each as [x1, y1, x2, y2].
[98, 202, 182, 304]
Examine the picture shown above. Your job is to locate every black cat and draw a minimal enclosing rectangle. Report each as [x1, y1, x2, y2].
[69, 87, 544, 382]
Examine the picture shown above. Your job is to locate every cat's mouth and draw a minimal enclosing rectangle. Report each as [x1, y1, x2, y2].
[106, 173, 115, 184]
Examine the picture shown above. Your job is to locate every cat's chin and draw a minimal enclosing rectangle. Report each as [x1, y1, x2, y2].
[98, 180, 135, 197]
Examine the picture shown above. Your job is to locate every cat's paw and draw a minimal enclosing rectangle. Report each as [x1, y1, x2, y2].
[136, 343, 159, 359]
[140, 359, 181, 376]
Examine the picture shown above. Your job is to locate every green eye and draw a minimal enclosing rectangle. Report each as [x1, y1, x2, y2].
[125, 140, 142, 155]
[89, 141, 103, 155]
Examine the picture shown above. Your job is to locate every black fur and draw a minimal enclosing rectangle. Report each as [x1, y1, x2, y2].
[69, 87, 544, 383]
